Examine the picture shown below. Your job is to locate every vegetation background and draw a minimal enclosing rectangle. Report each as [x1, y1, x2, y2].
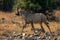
[0, 0, 60, 12]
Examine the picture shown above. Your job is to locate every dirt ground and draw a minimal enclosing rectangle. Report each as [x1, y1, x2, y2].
[0, 11, 60, 35]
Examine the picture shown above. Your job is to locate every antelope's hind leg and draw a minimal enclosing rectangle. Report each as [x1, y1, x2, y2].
[44, 22, 51, 33]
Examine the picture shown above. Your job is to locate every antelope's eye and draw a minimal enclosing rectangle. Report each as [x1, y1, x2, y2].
[2, 18, 5, 20]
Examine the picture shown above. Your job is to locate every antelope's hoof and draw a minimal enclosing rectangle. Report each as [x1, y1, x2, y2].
[39, 28, 45, 33]
[42, 29, 45, 33]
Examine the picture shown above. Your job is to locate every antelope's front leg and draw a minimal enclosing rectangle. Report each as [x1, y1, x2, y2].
[30, 22, 35, 30]
[21, 23, 27, 32]
[39, 22, 45, 33]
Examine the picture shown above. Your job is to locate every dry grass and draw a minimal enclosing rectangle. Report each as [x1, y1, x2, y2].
[0, 11, 60, 35]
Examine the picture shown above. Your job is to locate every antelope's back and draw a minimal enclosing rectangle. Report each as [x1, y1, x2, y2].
[26, 13, 47, 23]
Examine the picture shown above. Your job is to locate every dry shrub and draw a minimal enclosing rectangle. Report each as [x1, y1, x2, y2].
[53, 10, 60, 22]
